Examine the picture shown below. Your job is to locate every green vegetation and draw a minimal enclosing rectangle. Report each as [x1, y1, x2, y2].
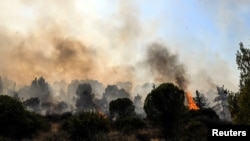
[109, 98, 145, 135]
[0, 95, 49, 140]
[0, 83, 235, 141]
[60, 111, 109, 141]
[227, 42, 250, 124]
[143, 83, 186, 139]
[109, 98, 135, 120]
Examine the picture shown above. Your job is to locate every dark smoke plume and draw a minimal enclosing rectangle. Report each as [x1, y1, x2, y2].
[145, 42, 189, 89]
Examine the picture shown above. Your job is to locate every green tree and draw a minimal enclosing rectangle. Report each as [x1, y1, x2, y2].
[236, 42, 250, 90]
[109, 98, 135, 120]
[178, 108, 220, 141]
[109, 98, 145, 135]
[235, 42, 250, 124]
[0, 95, 48, 140]
[143, 83, 186, 139]
[228, 91, 240, 122]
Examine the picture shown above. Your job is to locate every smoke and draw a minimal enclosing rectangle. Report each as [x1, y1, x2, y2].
[4, 29, 97, 85]
[0, 0, 241, 115]
[145, 42, 189, 89]
[0, 0, 235, 92]
[0, 0, 143, 87]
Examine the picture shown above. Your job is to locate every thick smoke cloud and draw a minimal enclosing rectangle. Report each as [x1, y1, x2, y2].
[145, 42, 189, 89]
[0, 0, 143, 88]
[0, 0, 240, 115]
[0, 0, 231, 93]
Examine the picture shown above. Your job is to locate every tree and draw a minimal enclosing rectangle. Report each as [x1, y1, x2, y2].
[228, 91, 240, 122]
[109, 98, 135, 120]
[187, 108, 220, 123]
[30, 77, 51, 102]
[193, 90, 209, 109]
[103, 85, 130, 104]
[179, 108, 219, 141]
[234, 42, 250, 124]
[75, 83, 96, 113]
[213, 86, 231, 121]
[0, 95, 48, 140]
[109, 98, 145, 135]
[23, 97, 41, 113]
[235, 79, 250, 124]
[54, 101, 69, 114]
[236, 42, 250, 91]
[143, 83, 186, 139]
[99, 85, 130, 114]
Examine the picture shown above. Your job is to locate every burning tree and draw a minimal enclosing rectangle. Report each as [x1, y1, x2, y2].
[185, 91, 199, 110]
[193, 90, 209, 109]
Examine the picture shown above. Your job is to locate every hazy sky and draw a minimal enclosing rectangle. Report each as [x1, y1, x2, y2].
[1, 0, 249, 94]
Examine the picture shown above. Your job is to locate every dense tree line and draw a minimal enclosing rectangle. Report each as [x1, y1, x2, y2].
[0, 81, 224, 141]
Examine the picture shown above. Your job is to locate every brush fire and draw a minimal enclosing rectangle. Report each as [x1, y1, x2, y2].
[186, 91, 199, 110]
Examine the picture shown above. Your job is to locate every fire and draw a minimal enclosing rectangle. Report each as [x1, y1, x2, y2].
[186, 91, 199, 110]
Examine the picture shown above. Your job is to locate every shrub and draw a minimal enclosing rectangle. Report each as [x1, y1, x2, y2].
[0, 95, 49, 140]
[61, 111, 109, 141]
[113, 117, 146, 135]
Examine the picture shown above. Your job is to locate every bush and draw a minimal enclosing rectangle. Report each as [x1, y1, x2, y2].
[0, 95, 49, 140]
[61, 111, 109, 141]
[178, 120, 207, 141]
[109, 98, 135, 120]
[113, 117, 146, 135]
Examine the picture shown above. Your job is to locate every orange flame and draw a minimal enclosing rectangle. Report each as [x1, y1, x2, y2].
[186, 91, 199, 110]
